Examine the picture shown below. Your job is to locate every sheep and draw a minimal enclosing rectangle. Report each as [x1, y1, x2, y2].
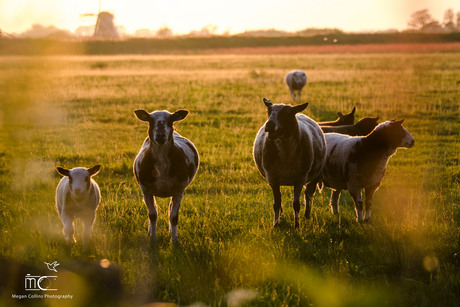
[285, 70, 307, 102]
[320, 116, 379, 136]
[133, 109, 199, 243]
[253, 98, 326, 227]
[55, 165, 101, 249]
[318, 106, 356, 126]
[306, 120, 414, 223]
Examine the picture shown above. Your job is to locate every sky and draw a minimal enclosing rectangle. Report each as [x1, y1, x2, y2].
[0, 0, 459, 35]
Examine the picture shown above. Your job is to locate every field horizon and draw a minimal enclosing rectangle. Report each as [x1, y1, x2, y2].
[1, 32, 460, 56]
[0, 50, 459, 306]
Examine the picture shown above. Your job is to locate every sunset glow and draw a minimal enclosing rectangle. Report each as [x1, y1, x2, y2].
[1, 0, 459, 35]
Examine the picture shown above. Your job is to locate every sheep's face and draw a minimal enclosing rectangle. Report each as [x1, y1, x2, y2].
[135, 109, 188, 146]
[336, 106, 356, 125]
[375, 120, 415, 149]
[292, 71, 305, 85]
[263, 98, 308, 140]
[57, 165, 100, 197]
[356, 117, 379, 135]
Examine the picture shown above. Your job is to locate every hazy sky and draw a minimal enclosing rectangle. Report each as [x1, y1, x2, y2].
[1, 0, 458, 34]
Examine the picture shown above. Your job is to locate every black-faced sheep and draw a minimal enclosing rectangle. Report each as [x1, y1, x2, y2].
[285, 70, 307, 102]
[307, 120, 414, 222]
[134, 109, 199, 243]
[320, 117, 379, 136]
[253, 98, 326, 227]
[56, 165, 101, 249]
[318, 107, 356, 126]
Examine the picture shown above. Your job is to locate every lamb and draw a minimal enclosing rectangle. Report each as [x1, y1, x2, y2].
[318, 106, 356, 126]
[253, 98, 326, 227]
[320, 116, 379, 136]
[285, 70, 307, 102]
[133, 108, 199, 243]
[307, 120, 414, 222]
[55, 165, 101, 249]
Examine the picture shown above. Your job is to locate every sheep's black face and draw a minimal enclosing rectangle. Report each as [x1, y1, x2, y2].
[357, 117, 379, 135]
[336, 106, 356, 125]
[135, 109, 189, 146]
[265, 105, 296, 140]
[263, 99, 309, 140]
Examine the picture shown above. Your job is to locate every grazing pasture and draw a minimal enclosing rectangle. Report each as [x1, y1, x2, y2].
[0, 51, 459, 306]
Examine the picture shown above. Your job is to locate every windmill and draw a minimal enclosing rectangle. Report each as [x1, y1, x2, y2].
[80, 0, 119, 39]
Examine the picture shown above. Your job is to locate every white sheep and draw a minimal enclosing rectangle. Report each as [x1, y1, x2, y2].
[253, 98, 326, 227]
[285, 70, 307, 102]
[56, 165, 101, 249]
[307, 120, 415, 222]
[134, 109, 199, 243]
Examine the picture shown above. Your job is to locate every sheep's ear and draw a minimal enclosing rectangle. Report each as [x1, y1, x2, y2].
[396, 119, 405, 125]
[337, 112, 343, 117]
[292, 102, 309, 114]
[263, 98, 272, 108]
[171, 110, 188, 122]
[134, 110, 151, 122]
[56, 167, 70, 177]
[351, 106, 356, 115]
[87, 165, 101, 177]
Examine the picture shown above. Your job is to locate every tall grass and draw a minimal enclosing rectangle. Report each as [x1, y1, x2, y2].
[0, 52, 459, 306]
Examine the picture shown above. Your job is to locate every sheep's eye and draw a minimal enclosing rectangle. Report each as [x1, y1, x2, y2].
[85, 177, 90, 183]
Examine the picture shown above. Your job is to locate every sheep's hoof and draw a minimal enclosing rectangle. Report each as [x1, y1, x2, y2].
[148, 235, 158, 247]
[172, 238, 181, 248]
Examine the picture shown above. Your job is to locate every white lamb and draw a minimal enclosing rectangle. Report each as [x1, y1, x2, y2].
[55, 165, 101, 249]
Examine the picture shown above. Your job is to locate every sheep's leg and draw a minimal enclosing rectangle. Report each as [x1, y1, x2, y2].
[290, 90, 296, 102]
[297, 89, 302, 102]
[293, 184, 303, 228]
[142, 188, 157, 240]
[349, 189, 364, 223]
[304, 181, 317, 219]
[61, 214, 76, 245]
[364, 185, 379, 222]
[271, 184, 282, 227]
[330, 190, 342, 215]
[82, 213, 96, 251]
[169, 193, 183, 243]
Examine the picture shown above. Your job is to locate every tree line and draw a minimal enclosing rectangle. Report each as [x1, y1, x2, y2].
[408, 9, 460, 33]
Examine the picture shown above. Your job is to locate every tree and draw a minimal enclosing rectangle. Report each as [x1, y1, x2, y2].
[407, 9, 434, 31]
[443, 9, 455, 31]
[456, 11, 460, 30]
[156, 26, 173, 38]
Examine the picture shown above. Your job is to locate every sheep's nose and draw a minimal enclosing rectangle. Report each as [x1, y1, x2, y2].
[155, 134, 167, 145]
[265, 121, 276, 133]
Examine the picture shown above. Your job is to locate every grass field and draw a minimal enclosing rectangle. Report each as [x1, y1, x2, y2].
[0, 50, 459, 306]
